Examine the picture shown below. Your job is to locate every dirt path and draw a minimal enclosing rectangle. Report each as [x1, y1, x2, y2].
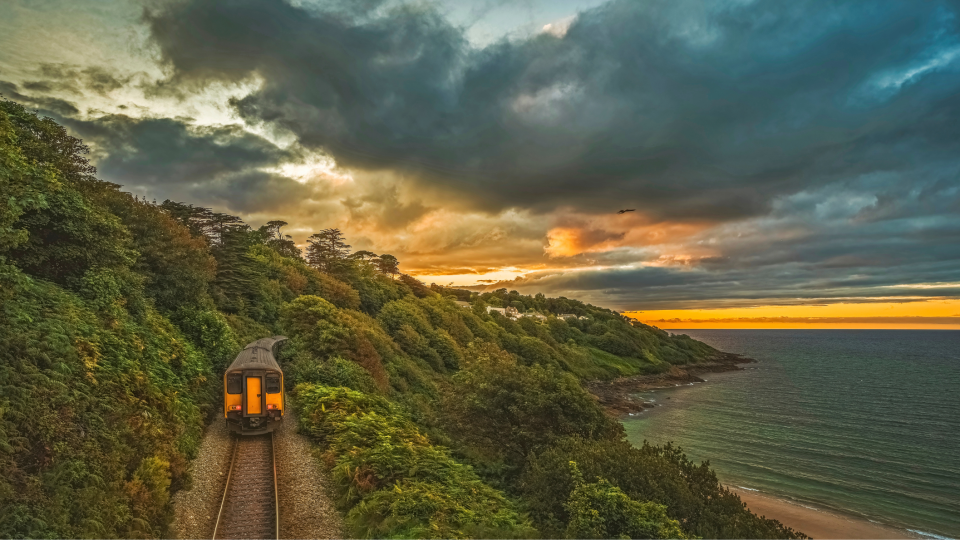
[169, 410, 342, 539]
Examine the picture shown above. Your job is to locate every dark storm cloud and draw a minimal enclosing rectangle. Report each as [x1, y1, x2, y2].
[495, 260, 960, 311]
[144, 0, 960, 219]
[60, 114, 311, 212]
[2, 74, 313, 214]
[493, 204, 960, 309]
[25, 64, 133, 96]
[0, 80, 80, 116]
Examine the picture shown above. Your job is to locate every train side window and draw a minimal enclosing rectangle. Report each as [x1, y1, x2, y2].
[227, 373, 242, 394]
[266, 375, 281, 394]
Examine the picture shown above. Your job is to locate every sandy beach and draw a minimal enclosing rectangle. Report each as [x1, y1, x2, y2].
[732, 487, 918, 539]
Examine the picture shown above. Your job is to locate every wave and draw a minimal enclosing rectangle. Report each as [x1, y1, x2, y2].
[907, 529, 956, 540]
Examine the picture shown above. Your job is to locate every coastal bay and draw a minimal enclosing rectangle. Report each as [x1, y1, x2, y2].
[617, 329, 960, 539]
[731, 488, 917, 539]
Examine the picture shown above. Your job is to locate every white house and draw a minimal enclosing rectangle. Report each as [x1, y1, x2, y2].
[487, 306, 520, 319]
[454, 301, 471, 309]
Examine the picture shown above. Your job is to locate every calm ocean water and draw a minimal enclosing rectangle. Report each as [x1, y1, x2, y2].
[621, 330, 960, 539]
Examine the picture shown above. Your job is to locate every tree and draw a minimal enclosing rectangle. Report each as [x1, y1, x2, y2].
[520, 437, 807, 539]
[564, 463, 686, 539]
[306, 228, 351, 273]
[351, 250, 378, 262]
[159, 200, 216, 239]
[260, 220, 301, 259]
[2, 100, 136, 288]
[376, 253, 399, 278]
[265, 220, 288, 240]
[442, 342, 622, 473]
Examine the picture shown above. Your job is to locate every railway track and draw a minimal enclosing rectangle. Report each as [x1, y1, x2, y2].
[213, 434, 278, 540]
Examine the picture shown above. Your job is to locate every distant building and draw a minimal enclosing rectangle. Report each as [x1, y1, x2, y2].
[487, 306, 520, 319]
[558, 313, 577, 320]
[455, 301, 471, 309]
[579, 315, 590, 320]
[522, 312, 547, 321]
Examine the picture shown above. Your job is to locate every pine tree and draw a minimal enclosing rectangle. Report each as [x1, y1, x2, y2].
[306, 228, 351, 273]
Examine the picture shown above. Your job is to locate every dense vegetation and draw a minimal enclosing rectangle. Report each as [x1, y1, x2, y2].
[0, 100, 804, 538]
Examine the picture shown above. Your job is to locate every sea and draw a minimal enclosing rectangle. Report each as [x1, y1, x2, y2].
[621, 330, 960, 539]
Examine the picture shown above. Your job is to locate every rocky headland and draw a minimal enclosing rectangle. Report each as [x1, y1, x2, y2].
[586, 353, 753, 416]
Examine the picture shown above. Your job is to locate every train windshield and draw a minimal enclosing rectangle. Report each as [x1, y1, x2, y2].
[266, 375, 281, 394]
[227, 373, 242, 394]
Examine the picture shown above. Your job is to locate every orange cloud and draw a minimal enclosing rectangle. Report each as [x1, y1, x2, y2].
[545, 227, 624, 257]
[544, 211, 712, 258]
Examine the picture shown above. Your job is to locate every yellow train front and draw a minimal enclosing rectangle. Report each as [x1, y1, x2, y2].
[223, 336, 287, 435]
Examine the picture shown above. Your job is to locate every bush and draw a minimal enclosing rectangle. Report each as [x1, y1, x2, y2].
[564, 463, 686, 539]
[295, 384, 534, 539]
[287, 354, 379, 394]
[520, 437, 807, 539]
[442, 341, 622, 475]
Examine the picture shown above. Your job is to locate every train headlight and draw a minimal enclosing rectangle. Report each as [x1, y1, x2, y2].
[230, 405, 241, 411]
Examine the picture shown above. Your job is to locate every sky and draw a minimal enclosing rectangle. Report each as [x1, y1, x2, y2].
[2, 0, 960, 329]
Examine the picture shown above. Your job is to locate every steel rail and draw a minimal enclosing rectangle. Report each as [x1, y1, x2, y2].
[212, 437, 239, 540]
[272, 432, 279, 540]
[211, 434, 278, 540]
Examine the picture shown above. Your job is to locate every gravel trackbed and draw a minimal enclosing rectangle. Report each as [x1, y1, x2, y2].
[170, 409, 343, 539]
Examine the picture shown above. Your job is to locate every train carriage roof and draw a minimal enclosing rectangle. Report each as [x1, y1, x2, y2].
[225, 336, 287, 372]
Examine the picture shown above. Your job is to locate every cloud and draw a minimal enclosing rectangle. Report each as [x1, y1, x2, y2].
[57, 113, 317, 213]
[5, 0, 960, 311]
[143, 0, 960, 220]
[25, 63, 135, 96]
[0, 80, 80, 116]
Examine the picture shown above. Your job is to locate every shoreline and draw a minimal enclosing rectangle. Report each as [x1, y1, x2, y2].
[593, 356, 941, 540]
[585, 352, 752, 415]
[730, 487, 921, 539]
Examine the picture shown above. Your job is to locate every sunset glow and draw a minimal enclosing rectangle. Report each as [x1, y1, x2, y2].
[627, 299, 960, 330]
[3, 0, 958, 330]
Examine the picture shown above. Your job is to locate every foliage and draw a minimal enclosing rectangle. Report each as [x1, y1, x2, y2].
[442, 341, 622, 475]
[287, 354, 380, 394]
[564, 462, 687, 539]
[295, 384, 534, 539]
[520, 437, 807, 539]
[306, 228, 351, 274]
[96, 190, 217, 313]
[0, 99, 802, 539]
[0, 264, 212, 538]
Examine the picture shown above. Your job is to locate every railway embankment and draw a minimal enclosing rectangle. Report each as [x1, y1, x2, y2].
[170, 409, 342, 539]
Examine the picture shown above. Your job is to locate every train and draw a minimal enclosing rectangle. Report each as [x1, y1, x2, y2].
[223, 336, 287, 435]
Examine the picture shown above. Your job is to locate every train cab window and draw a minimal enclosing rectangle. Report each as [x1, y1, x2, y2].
[227, 373, 242, 394]
[266, 375, 281, 394]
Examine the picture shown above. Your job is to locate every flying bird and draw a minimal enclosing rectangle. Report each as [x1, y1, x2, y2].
[617, 209, 635, 214]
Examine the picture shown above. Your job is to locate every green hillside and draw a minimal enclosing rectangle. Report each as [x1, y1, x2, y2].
[0, 100, 803, 539]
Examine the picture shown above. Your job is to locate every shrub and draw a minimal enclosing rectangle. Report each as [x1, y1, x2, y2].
[288, 355, 379, 393]
[295, 384, 534, 539]
[520, 437, 807, 539]
[564, 462, 686, 539]
[442, 341, 622, 475]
